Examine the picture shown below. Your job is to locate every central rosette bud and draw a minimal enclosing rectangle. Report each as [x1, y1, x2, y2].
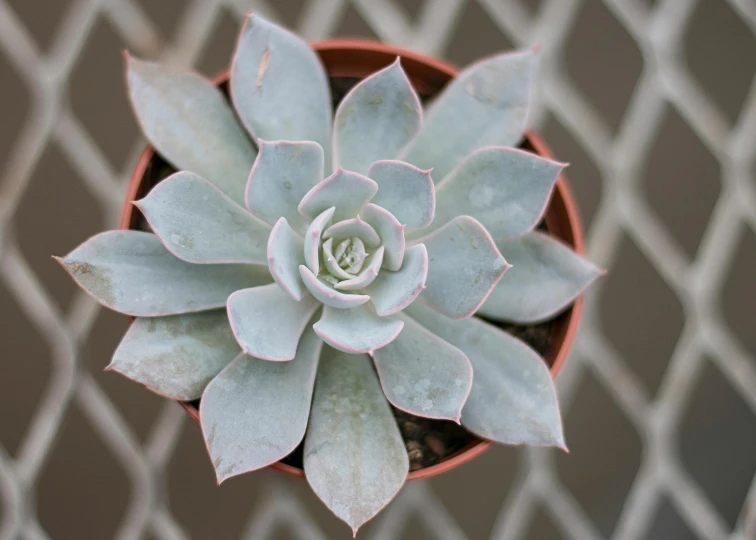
[265, 168, 417, 314]
[319, 214, 384, 290]
[324, 237, 367, 278]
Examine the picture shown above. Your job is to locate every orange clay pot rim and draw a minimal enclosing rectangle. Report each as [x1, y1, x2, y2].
[121, 38, 585, 482]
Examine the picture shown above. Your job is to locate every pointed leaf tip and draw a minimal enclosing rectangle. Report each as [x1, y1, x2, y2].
[372, 315, 472, 421]
[137, 171, 271, 265]
[401, 49, 537, 179]
[201, 326, 322, 482]
[478, 231, 602, 324]
[333, 58, 422, 174]
[314, 304, 403, 354]
[127, 58, 256, 204]
[110, 312, 239, 401]
[231, 14, 331, 167]
[58, 231, 271, 317]
[227, 283, 319, 361]
[406, 302, 566, 449]
[418, 146, 562, 241]
[304, 349, 408, 533]
[421, 216, 508, 319]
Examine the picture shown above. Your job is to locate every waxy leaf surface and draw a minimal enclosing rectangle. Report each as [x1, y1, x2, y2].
[127, 56, 255, 204]
[372, 315, 472, 421]
[110, 311, 239, 400]
[406, 302, 565, 449]
[57, 231, 271, 317]
[479, 231, 602, 323]
[305, 348, 408, 535]
[201, 326, 322, 482]
[137, 171, 270, 265]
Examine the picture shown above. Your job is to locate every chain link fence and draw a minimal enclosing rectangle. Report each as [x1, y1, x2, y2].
[1, 0, 755, 538]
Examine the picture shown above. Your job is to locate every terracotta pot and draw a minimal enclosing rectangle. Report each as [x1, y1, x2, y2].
[120, 39, 585, 481]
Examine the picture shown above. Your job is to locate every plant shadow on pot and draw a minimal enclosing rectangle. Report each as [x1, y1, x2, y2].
[120, 40, 584, 481]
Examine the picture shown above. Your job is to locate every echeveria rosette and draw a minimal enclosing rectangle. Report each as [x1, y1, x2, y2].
[54, 13, 604, 535]
[233, 156, 436, 357]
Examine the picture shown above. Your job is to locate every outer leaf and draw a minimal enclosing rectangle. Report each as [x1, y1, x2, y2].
[366, 244, 428, 316]
[298, 169, 378, 223]
[126, 55, 255, 204]
[136, 171, 271, 264]
[268, 218, 306, 301]
[109, 311, 239, 401]
[230, 15, 331, 168]
[372, 315, 472, 421]
[314, 304, 403, 354]
[304, 347, 408, 535]
[201, 326, 322, 483]
[56, 231, 271, 317]
[227, 283, 319, 361]
[361, 203, 405, 271]
[478, 231, 603, 323]
[420, 216, 510, 319]
[406, 301, 565, 449]
[333, 58, 422, 175]
[402, 50, 537, 181]
[421, 147, 564, 240]
[299, 265, 369, 309]
[246, 140, 324, 233]
[367, 160, 435, 232]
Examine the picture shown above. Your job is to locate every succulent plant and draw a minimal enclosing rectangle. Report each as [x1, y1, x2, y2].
[55, 13, 602, 535]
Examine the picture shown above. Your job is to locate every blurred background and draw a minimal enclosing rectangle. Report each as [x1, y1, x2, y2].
[1, 0, 755, 539]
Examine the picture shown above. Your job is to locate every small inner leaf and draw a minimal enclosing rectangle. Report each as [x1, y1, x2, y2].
[298, 169, 378, 223]
[299, 265, 370, 309]
[336, 237, 367, 274]
[313, 303, 403, 354]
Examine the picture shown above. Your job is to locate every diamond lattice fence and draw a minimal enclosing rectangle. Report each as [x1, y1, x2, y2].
[1, 0, 755, 539]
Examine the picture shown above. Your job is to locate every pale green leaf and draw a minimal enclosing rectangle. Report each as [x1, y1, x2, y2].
[305, 347, 408, 535]
[109, 311, 239, 401]
[201, 326, 322, 482]
[127, 56, 255, 204]
[56, 231, 271, 317]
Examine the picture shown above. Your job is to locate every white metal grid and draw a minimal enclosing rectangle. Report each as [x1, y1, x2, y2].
[0, 0, 755, 539]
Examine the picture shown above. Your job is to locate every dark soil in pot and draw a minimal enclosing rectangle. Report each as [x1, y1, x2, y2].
[122, 45, 582, 479]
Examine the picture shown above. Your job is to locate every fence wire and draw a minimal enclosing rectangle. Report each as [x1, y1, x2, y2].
[0, 0, 755, 539]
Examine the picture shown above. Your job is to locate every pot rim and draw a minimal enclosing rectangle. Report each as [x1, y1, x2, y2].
[121, 38, 585, 482]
